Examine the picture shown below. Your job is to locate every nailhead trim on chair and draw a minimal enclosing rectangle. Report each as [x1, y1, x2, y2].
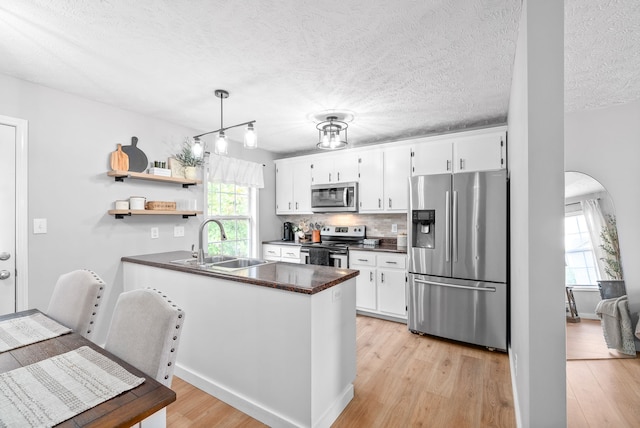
[145, 287, 185, 384]
[83, 269, 106, 337]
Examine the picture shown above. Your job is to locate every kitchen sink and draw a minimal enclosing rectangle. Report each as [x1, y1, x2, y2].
[170, 255, 237, 266]
[205, 258, 272, 271]
[171, 255, 272, 271]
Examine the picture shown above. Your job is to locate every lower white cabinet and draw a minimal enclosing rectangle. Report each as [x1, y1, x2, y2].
[262, 243, 302, 264]
[349, 250, 407, 321]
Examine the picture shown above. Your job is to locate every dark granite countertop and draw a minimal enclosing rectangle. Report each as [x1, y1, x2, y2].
[348, 244, 407, 254]
[122, 251, 358, 295]
[262, 240, 302, 246]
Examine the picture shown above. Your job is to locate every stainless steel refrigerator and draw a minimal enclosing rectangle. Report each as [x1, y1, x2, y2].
[407, 170, 508, 350]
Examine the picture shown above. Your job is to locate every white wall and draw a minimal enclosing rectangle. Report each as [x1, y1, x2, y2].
[565, 100, 640, 332]
[0, 73, 279, 343]
[507, 0, 566, 426]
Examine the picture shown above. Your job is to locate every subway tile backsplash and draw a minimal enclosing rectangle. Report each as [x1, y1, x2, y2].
[278, 213, 407, 238]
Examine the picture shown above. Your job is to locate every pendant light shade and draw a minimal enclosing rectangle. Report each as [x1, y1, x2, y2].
[215, 130, 228, 155]
[192, 137, 204, 157]
[317, 116, 348, 150]
[192, 89, 257, 155]
[243, 122, 257, 149]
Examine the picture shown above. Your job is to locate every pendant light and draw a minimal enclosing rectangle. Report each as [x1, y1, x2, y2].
[192, 89, 257, 156]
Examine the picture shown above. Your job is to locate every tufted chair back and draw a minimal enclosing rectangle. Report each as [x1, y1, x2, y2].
[104, 288, 185, 387]
[46, 269, 107, 340]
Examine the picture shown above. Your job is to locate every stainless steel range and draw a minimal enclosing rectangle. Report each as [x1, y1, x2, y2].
[300, 225, 366, 267]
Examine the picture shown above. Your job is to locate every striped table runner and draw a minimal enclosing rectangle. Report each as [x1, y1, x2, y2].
[0, 345, 145, 427]
[0, 312, 71, 353]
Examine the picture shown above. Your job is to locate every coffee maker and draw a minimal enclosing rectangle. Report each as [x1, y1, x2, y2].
[282, 222, 294, 241]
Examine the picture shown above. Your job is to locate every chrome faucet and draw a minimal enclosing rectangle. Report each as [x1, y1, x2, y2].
[197, 218, 227, 264]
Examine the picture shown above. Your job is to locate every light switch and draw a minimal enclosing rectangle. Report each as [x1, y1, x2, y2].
[151, 227, 159, 239]
[33, 218, 47, 234]
[391, 224, 398, 233]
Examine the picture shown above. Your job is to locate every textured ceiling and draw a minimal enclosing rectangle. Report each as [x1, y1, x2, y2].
[0, 1, 638, 154]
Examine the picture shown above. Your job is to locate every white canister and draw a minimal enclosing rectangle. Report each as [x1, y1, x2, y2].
[129, 196, 146, 210]
[397, 233, 407, 248]
[114, 200, 129, 210]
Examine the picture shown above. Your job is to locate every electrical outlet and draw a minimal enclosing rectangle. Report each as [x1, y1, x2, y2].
[33, 218, 47, 234]
[391, 223, 398, 233]
[151, 227, 159, 239]
[174, 226, 185, 237]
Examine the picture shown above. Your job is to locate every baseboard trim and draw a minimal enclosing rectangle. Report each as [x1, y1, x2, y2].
[174, 365, 353, 428]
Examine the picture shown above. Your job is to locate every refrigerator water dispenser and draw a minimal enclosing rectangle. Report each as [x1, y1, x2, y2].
[411, 210, 435, 248]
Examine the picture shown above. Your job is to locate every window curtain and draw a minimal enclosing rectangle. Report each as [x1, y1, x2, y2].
[208, 154, 264, 188]
[580, 198, 609, 280]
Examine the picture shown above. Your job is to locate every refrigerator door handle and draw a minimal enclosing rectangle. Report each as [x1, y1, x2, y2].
[445, 191, 451, 262]
[414, 278, 496, 293]
[452, 190, 458, 262]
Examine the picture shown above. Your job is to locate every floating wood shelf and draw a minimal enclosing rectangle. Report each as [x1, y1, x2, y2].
[107, 170, 201, 188]
[108, 209, 203, 219]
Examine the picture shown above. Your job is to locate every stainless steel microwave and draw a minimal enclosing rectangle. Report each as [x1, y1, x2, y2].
[310, 182, 358, 213]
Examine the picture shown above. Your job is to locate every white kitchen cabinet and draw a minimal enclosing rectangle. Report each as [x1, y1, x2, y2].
[382, 145, 411, 211]
[358, 145, 411, 213]
[357, 149, 384, 212]
[262, 243, 302, 264]
[311, 152, 358, 184]
[411, 128, 506, 176]
[349, 250, 407, 321]
[275, 159, 312, 214]
[452, 131, 506, 173]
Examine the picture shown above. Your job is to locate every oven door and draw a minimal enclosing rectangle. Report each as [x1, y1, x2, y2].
[301, 251, 347, 268]
[311, 182, 358, 213]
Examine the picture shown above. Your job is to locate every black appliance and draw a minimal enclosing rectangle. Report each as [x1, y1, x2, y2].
[282, 222, 294, 241]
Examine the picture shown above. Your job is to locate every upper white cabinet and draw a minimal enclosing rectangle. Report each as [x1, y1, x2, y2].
[275, 159, 312, 214]
[311, 152, 358, 184]
[411, 128, 506, 176]
[358, 145, 411, 213]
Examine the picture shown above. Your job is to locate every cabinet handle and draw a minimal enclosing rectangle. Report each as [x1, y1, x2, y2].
[357, 259, 369, 262]
[267, 251, 276, 255]
[288, 202, 292, 210]
[285, 252, 295, 256]
[460, 158, 465, 170]
[329, 173, 332, 182]
[388, 198, 392, 209]
[385, 261, 398, 264]
[381, 272, 385, 283]
[447, 159, 451, 171]
[337, 172, 340, 181]
[378, 198, 381, 208]
[295, 202, 299, 210]
[370, 271, 373, 281]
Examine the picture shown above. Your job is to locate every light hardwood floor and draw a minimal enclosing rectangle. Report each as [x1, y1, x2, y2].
[566, 319, 640, 427]
[167, 315, 515, 427]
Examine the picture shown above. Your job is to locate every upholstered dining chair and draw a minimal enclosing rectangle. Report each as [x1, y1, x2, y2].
[46, 269, 107, 340]
[104, 288, 186, 428]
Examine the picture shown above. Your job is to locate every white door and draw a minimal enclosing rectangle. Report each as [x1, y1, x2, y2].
[0, 115, 28, 315]
[411, 138, 453, 176]
[0, 124, 16, 315]
[452, 131, 506, 173]
[383, 145, 411, 211]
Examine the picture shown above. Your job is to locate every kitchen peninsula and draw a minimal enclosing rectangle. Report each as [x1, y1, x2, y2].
[122, 251, 359, 428]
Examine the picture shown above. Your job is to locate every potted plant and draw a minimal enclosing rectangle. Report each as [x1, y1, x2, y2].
[174, 140, 204, 180]
[597, 214, 625, 299]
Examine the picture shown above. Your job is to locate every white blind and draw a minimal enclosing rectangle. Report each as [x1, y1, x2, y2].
[208, 154, 264, 188]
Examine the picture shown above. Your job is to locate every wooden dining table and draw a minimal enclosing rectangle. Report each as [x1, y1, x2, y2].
[0, 309, 176, 427]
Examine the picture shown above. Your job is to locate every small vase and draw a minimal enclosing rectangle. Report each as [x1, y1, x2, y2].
[184, 166, 198, 180]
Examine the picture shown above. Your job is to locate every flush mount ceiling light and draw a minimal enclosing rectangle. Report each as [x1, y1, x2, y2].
[316, 116, 349, 150]
[192, 89, 257, 156]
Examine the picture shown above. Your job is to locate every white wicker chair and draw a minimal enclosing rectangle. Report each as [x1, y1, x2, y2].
[46, 269, 107, 340]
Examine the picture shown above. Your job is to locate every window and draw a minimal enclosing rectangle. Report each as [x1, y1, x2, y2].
[565, 213, 599, 285]
[206, 182, 256, 257]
